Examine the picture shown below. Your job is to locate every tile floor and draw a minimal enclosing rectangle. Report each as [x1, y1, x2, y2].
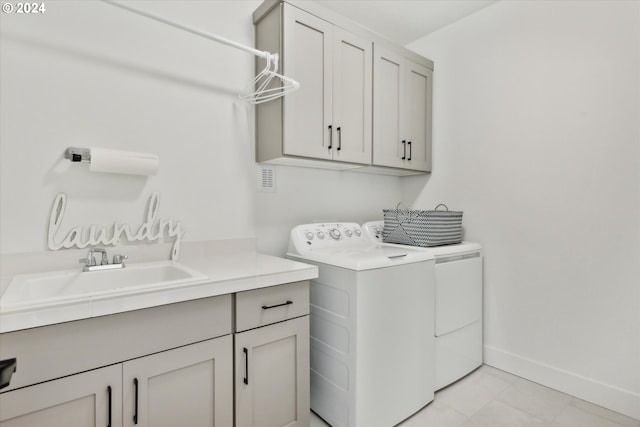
[310, 365, 640, 427]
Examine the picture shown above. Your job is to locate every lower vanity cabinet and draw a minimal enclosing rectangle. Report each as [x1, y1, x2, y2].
[0, 364, 123, 427]
[0, 282, 312, 427]
[0, 336, 233, 427]
[122, 335, 233, 427]
[234, 281, 310, 427]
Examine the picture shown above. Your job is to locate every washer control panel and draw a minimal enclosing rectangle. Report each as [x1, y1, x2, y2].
[361, 221, 384, 242]
[290, 223, 366, 251]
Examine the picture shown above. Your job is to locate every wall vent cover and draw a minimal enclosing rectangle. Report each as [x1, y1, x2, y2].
[258, 167, 276, 193]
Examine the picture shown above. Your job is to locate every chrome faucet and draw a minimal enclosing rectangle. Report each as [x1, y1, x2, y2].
[79, 248, 128, 272]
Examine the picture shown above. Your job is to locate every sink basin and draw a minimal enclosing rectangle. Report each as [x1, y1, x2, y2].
[1, 261, 208, 310]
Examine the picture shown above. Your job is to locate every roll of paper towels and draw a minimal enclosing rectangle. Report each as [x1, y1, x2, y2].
[90, 148, 159, 176]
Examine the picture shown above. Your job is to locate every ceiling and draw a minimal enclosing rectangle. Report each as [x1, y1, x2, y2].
[315, 0, 499, 45]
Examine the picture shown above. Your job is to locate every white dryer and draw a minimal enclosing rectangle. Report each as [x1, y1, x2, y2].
[363, 221, 483, 390]
[288, 223, 435, 427]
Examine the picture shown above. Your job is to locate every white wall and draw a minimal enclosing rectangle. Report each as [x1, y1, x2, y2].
[0, 1, 402, 258]
[406, 0, 640, 418]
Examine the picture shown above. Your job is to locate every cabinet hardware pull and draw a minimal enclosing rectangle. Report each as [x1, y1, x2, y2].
[337, 127, 342, 151]
[133, 378, 139, 425]
[243, 347, 249, 385]
[107, 386, 112, 427]
[408, 141, 412, 161]
[262, 300, 293, 310]
[401, 140, 406, 160]
[328, 125, 333, 150]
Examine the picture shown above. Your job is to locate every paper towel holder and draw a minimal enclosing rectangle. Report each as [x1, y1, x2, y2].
[64, 147, 159, 176]
[64, 147, 91, 163]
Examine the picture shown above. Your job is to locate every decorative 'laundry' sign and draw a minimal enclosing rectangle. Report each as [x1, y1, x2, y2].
[47, 193, 184, 260]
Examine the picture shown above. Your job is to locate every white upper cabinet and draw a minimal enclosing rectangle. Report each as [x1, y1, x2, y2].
[256, 3, 372, 167]
[254, 0, 432, 174]
[373, 45, 433, 172]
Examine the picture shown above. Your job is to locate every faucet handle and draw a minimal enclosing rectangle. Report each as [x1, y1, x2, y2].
[79, 251, 97, 267]
[113, 254, 128, 265]
[90, 247, 109, 265]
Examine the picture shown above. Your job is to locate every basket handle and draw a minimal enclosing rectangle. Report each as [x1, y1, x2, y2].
[434, 204, 449, 211]
[395, 202, 420, 224]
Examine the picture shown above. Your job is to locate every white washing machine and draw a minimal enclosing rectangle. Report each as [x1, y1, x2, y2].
[363, 221, 483, 391]
[287, 223, 435, 427]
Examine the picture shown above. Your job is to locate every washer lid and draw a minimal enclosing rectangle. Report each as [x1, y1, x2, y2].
[287, 245, 433, 270]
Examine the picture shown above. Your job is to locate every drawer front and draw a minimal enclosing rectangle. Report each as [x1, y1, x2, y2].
[236, 281, 309, 332]
[0, 294, 232, 392]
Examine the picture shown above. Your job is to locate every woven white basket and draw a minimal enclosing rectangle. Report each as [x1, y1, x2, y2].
[382, 203, 463, 247]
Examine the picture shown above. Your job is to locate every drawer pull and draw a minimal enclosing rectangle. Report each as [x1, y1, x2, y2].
[262, 300, 293, 310]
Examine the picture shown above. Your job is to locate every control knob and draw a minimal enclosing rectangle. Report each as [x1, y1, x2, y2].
[354, 229, 361, 237]
[329, 228, 342, 240]
[345, 229, 353, 237]
[305, 232, 314, 240]
[317, 231, 325, 239]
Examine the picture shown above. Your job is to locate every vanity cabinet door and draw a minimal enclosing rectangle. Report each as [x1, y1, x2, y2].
[122, 335, 233, 427]
[0, 364, 122, 427]
[235, 316, 310, 427]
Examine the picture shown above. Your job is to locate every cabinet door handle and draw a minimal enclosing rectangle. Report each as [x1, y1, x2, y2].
[243, 347, 249, 385]
[133, 378, 139, 425]
[107, 386, 112, 427]
[328, 125, 333, 150]
[401, 140, 406, 160]
[262, 300, 293, 310]
[337, 127, 342, 151]
[408, 141, 412, 161]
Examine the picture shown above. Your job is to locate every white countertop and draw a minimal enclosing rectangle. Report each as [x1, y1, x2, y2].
[0, 250, 318, 334]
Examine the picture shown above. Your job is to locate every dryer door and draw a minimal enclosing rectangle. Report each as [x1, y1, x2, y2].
[435, 254, 482, 336]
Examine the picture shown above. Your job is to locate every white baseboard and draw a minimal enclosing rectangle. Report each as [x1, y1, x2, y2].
[484, 344, 640, 421]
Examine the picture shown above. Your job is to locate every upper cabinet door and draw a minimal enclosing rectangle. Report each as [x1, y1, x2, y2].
[373, 46, 406, 169]
[283, 6, 333, 160]
[373, 46, 433, 172]
[404, 59, 433, 172]
[332, 28, 372, 165]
